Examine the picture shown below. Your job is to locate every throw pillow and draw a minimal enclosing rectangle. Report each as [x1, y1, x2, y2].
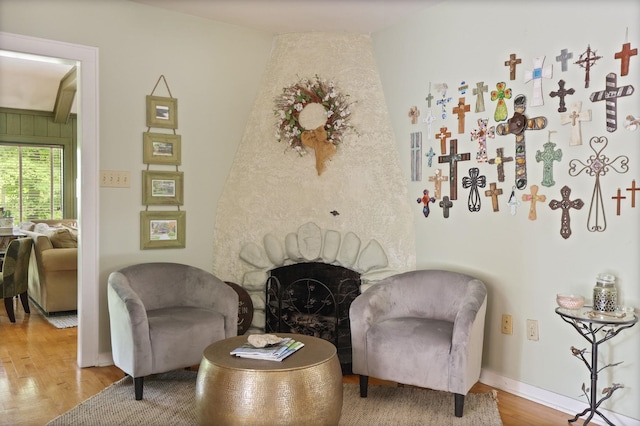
[34, 223, 51, 234]
[46, 227, 78, 248]
[19, 221, 35, 231]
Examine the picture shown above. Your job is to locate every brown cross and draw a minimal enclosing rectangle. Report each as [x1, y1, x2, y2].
[590, 73, 634, 132]
[504, 53, 522, 80]
[549, 80, 575, 113]
[611, 188, 626, 216]
[626, 179, 639, 207]
[484, 182, 503, 212]
[488, 147, 514, 182]
[439, 196, 453, 219]
[614, 42, 637, 76]
[435, 127, 451, 154]
[452, 97, 470, 134]
[428, 168, 448, 199]
[549, 185, 584, 239]
[438, 139, 470, 201]
[522, 185, 546, 221]
[575, 45, 602, 88]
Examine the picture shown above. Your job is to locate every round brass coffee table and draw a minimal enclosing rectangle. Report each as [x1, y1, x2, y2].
[195, 333, 343, 426]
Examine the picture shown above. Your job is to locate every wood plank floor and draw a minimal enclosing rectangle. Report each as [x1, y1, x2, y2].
[1, 298, 573, 425]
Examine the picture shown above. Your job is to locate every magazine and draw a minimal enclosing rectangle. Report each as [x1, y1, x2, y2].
[230, 337, 305, 362]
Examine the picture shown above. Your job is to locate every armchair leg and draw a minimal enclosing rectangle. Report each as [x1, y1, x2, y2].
[359, 375, 369, 397]
[454, 393, 465, 417]
[19, 291, 30, 314]
[4, 297, 16, 323]
[134, 377, 144, 400]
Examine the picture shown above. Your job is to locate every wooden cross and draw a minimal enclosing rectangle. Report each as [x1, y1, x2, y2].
[452, 97, 470, 134]
[438, 139, 470, 201]
[496, 94, 547, 190]
[439, 196, 453, 218]
[555, 48, 573, 72]
[470, 118, 495, 163]
[410, 132, 422, 182]
[428, 168, 448, 199]
[408, 106, 420, 124]
[589, 72, 635, 132]
[425, 82, 434, 108]
[462, 167, 486, 212]
[473, 81, 488, 113]
[575, 45, 602, 88]
[549, 185, 584, 239]
[522, 185, 546, 220]
[549, 80, 575, 113]
[524, 55, 553, 107]
[569, 136, 629, 232]
[627, 179, 639, 207]
[611, 188, 626, 216]
[504, 53, 522, 80]
[484, 182, 503, 212]
[614, 42, 637, 76]
[488, 147, 514, 182]
[490, 82, 512, 122]
[535, 131, 562, 187]
[435, 126, 451, 154]
[560, 101, 591, 146]
[425, 147, 436, 168]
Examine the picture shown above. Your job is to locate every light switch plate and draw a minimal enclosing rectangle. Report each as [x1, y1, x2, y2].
[100, 170, 130, 188]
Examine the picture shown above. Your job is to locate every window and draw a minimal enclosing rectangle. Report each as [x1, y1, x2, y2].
[0, 143, 64, 222]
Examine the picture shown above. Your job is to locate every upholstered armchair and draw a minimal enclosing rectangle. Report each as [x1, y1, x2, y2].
[1, 237, 33, 323]
[349, 269, 487, 417]
[107, 262, 239, 400]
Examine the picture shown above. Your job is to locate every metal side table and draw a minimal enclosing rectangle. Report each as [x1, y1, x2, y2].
[555, 306, 638, 425]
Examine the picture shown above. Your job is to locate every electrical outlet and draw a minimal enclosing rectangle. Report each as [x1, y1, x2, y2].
[501, 314, 513, 335]
[527, 319, 539, 341]
[100, 170, 130, 188]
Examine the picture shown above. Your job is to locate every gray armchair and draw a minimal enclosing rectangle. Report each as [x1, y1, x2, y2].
[107, 262, 238, 400]
[349, 269, 487, 417]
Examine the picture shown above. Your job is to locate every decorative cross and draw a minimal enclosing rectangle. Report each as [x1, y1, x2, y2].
[504, 53, 522, 80]
[439, 196, 453, 219]
[535, 131, 563, 187]
[484, 182, 503, 212]
[452, 97, 470, 134]
[488, 147, 514, 182]
[435, 126, 451, 154]
[408, 106, 420, 124]
[417, 189, 436, 218]
[549, 80, 575, 113]
[524, 56, 553, 107]
[490, 82, 512, 122]
[458, 81, 468, 95]
[470, 118, 495, 163]
[496, 94, 547, 190]
[506, 186, 520, 216]
[425, 82, 434, 108]
[614, 42, 637, 76]
[428, 168, 448, 199]
[462, 167, 486, 212]
[611, 188, 626, 216]
[473, 81, 488, 113]
[575, 45, 602, 88]
[568, 136, 629, 232]
[522, 185, 546, 220]
[410, 132, 422, 182]
[560, 101, 591, 146]
[589, 72, 634, 132]
[555, 48, 573, 72]
[549, 185, 584, 239]
[627, 179, 639, 207]
[435, 83, 452, 119]
[425, 147, 436, 168]
[423, 109, 436, 140]
[438, 139, 471, 200]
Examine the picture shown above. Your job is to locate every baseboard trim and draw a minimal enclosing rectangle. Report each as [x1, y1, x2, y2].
[480, 368, 639, 426]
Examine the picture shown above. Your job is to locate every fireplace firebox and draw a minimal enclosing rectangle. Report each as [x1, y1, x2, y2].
[265, 262, 361, 373]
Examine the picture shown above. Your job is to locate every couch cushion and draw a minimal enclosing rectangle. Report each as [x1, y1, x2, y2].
[45, 227, 78, 248]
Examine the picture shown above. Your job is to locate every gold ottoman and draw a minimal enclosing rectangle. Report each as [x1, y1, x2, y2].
[196, 333, 343, 426]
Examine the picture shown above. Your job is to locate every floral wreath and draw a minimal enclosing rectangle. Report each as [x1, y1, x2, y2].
[274, 75, 355, 155]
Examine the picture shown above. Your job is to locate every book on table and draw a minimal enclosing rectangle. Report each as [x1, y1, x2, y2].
[230, 337, 304, 361]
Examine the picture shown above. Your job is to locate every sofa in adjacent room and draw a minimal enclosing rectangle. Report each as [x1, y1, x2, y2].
[20, 219, 78, 314]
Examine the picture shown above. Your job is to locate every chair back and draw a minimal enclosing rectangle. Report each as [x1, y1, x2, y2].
[1, 237, 33, 297]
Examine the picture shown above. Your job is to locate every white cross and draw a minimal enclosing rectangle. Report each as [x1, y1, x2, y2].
[524, 56, 553, 106]
[423, 109, 436, 140]
[560, 101, 591, 146]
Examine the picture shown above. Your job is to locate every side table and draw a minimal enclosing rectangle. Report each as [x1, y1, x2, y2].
[555, 306, 638, 425]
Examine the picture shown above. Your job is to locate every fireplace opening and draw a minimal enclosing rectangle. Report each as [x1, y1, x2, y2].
[265, 262, 361, 373]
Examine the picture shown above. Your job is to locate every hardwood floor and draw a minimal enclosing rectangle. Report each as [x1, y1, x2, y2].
[1, 299, 573, 425]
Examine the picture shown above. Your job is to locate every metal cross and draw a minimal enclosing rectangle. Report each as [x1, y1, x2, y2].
[560, 101, 591, 146]
[417, 189, 436, 218]
[425, 82, 434, 108]
[575, 45, 602, 88]
[488, 147, 513, 182]
[535, 131, 563, 187]
[522, 185, 546, 221]
[438, 139, 470, 201]
[462, 167, 486, 212]
[439, 196, 453, 219]
[473, 81, 488, 113]
[568, 136, 629, 232]
[555, 48, 573, 72]
[425, 146, 436, 168]
[549, 79, 575, 112]
[589, 72, 634, 132]
[549, 185, 584, 239]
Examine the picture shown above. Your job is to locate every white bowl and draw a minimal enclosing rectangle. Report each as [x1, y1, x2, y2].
[556, 294, 585, 310]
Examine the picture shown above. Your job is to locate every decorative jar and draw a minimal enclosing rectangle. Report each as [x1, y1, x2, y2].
[593, 273, 617, 312]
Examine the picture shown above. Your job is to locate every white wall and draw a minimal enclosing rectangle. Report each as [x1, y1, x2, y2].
[373, 0, 640, 420]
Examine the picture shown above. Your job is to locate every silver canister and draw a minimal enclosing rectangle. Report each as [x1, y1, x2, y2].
[593, 273, 617, 312]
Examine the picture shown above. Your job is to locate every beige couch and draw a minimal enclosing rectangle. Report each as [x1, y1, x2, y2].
[20, 219, 78, 314]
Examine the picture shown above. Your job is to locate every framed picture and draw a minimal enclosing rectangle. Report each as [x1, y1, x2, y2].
[142, 170, 184, 205]
[140, 210, 186, 249]
[146, 95, 178, 129]
[143, 132, 181, 165]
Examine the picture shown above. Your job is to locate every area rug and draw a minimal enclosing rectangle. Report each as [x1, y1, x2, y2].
[47, 370, 502, 425]
[33, 302, 77, 328]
